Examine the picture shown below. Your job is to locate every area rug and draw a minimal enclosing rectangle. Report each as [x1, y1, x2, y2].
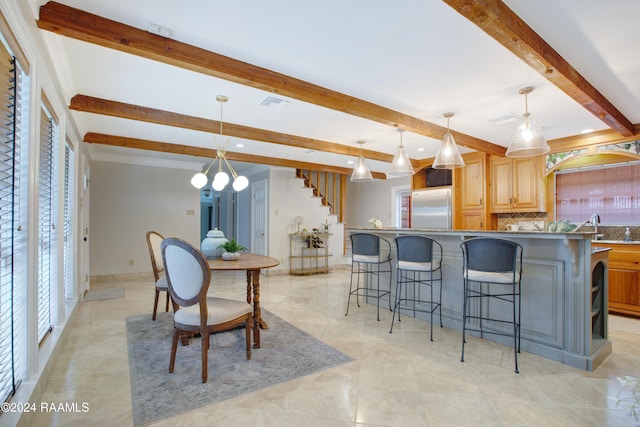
[84, 287, 125, 302]
[126, 310, 353, 426]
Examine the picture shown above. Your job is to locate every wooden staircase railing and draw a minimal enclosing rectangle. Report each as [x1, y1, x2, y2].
[296, 169, 347, 224]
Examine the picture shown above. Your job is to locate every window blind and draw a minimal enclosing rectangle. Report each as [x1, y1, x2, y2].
[63, 141, 74, 300]
[0, 42, 26, 403]
[37, 106, 57, 344]
[556, 163, 640, 225]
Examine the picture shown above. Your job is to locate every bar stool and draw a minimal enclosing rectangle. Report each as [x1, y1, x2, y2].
[460, 237, 523, 373]
[389, 235, 443, 341]
[345, 233, 392, 321]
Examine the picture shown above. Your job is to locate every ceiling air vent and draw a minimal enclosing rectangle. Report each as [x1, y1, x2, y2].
[490, 113, 519, 125]
[259, 96, 290, 110]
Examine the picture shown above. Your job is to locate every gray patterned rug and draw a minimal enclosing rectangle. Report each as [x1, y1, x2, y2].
[126, 310, 352, 426]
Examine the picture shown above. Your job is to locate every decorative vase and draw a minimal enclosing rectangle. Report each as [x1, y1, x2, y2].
[221, 251, 240, 261]
[201, 228, 228, 258]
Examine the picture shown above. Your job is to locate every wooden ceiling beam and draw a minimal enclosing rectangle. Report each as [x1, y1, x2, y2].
[548, 123, 640, 154]
[84, 132, 388, 179]
[38, 1, 505, 156]
[443, 0, 636, 137]
[70, 94, 396, 163]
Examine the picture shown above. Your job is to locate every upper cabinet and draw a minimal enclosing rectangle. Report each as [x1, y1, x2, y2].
[455, 152, 489, 230]
[460, 153, 486, 211]
[490, 156, 546, 213]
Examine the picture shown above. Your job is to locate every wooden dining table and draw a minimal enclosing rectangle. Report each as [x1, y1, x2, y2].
[207, 253, 279, 348]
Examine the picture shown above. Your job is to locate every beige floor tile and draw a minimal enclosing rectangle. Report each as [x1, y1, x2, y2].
[25, 269, 640, 427]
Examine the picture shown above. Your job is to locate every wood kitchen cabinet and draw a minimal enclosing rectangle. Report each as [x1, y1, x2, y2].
[490, 156, 545, 212]
[592, 242, 640, 317]
[455, 152, 488, 230]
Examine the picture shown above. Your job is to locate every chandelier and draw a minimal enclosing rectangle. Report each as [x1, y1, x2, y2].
[190, 95, 249, 192]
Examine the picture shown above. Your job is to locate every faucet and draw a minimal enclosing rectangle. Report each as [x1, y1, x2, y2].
[588, 213, 601, 240]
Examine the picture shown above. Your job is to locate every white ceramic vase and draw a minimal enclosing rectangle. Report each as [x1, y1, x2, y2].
[201, 228, 228, 258]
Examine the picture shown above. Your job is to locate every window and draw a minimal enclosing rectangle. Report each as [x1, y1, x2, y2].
[556, 162, 640, 225]
[0, 38, 28, 404]
[64, 140, 74, 300]
[37, 102, 58, 344]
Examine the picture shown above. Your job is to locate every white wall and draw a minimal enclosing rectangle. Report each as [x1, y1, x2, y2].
[268, 167, 344, 272]
[89, 161, 200, 276]
[346, 176, 411, 227]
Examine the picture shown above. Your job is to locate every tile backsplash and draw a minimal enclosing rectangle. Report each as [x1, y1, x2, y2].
[497, 212, 638, 240]
[497, 212, 549, 231]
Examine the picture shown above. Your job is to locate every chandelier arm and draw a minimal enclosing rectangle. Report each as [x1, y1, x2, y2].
[222, 155, 239, 179]
[202, 157, 217, 175]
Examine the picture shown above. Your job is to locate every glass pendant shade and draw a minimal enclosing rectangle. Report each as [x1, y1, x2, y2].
[506, 87, 550, 158]
[433, 113, 464, 169]
[387, 129, 414, 177]
[350, 140, 374, 182]
[433, 132, 465, 169]
[506, 113, 550, 157]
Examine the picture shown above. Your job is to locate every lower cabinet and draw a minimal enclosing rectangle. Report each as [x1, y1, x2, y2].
[592, 242, 640, 317]
[460, 211, 485, 230]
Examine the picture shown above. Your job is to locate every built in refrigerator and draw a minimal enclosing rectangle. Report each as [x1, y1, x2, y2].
[410, 187, 452, 229]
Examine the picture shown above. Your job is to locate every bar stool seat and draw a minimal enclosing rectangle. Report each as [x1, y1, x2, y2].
[345, 233, 392, 321]
[460, 237, 523, 373]
[389, 235, 443, 341]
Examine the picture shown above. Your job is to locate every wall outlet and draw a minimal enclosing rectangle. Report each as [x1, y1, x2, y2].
[129, 259, 134, 266]
[186, 209, 195, 216]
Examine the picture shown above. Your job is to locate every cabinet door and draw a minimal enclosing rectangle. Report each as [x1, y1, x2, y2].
[608, 268, 639, 306]
[490, 157, 512, 212]
[461, 154, 485, 210]
[512, 157, 539, 210]
[461, 211, 484, 230]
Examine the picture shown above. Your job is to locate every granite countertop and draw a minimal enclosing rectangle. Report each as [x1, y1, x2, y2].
[592, 239, 640, 245]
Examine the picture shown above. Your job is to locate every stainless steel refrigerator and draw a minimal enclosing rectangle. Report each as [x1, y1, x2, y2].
[411, 187, 452, 229]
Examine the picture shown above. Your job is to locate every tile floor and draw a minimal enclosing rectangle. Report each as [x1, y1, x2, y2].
[27, 269, 640, 426]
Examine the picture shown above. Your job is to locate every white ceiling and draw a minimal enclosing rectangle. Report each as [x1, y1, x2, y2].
[32, 0, 640, 175]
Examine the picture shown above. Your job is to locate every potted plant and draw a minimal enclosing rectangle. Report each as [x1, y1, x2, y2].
[218, 238, 247, 261]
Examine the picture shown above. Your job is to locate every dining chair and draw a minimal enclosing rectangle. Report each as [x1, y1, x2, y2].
[161, 237, 252, 383]
[146, 230, 170, 320]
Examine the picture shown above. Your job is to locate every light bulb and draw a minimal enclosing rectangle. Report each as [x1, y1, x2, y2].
[233, 176, 249, 191]
[521, 126, 533, 142]
[191, 172, 208, 189]
[214, 171, 229, 187]
[444, 145, 451, 157]
[212, 178, 226, 191]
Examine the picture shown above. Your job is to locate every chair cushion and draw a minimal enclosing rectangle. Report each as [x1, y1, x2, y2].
[174, 297, 252, 326]
[398, 260, 440, 272]
[465, 269, 520, 284]
[353, 254, 385, 263]
[156, 276, 168, 290]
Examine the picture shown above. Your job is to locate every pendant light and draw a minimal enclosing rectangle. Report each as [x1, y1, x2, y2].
[350, 140, 373, 182]
[387, 128, 414, 177]
[433, 112, 465, 169]
[506, 86, 550, 157]
[190, 95, 249, 192]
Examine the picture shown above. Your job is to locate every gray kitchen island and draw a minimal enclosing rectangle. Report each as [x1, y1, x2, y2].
[345, 227, 611, 371]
